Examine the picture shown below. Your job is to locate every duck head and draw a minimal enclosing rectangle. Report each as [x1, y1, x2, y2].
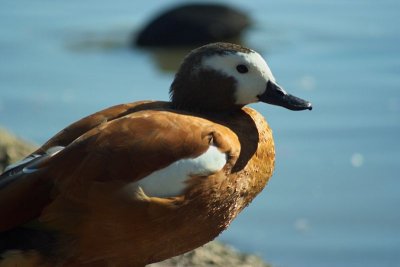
[170, 42, 312, 112]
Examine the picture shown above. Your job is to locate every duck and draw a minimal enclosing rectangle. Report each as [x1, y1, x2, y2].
[0, 42, 311, 267]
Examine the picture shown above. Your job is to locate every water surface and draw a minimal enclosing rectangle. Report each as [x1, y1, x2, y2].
[0, 1, 399, 267]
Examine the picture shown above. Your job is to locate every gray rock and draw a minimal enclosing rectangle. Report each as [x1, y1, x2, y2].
[150, 241, 271, 267]
[0, 128, 36, 172]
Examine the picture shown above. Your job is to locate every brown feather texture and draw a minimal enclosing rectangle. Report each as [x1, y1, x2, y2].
[0, 42, 311, 267]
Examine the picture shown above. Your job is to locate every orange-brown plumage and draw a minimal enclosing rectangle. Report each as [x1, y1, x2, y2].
[0, 43, 311, 267]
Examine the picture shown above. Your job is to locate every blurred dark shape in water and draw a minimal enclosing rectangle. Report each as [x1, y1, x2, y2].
[134, 3, 251, 47]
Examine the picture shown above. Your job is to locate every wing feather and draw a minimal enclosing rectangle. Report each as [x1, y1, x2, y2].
[0, 103, 236, 232]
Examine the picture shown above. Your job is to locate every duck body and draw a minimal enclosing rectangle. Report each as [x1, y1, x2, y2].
[0, 43, 311, 266]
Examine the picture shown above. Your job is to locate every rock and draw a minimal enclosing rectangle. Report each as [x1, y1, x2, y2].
[135, 3, 251, 47]
[150, 241, 271, 267]
[0, 128, 36, 172]
[0, 128, 271, 266]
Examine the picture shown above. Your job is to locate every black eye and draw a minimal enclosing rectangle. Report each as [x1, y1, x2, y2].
[236, 64, 248, 74]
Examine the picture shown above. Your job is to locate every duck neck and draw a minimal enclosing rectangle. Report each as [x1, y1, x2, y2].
[170, 100, 243, 116]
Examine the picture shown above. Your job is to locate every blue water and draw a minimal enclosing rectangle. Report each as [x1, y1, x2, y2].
[1, 1, 399, 267]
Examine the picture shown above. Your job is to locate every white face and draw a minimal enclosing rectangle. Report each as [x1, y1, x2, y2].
[202, 51, 276, 105]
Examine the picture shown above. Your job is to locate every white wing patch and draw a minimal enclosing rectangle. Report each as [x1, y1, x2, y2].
[135, 145, 226, 197]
